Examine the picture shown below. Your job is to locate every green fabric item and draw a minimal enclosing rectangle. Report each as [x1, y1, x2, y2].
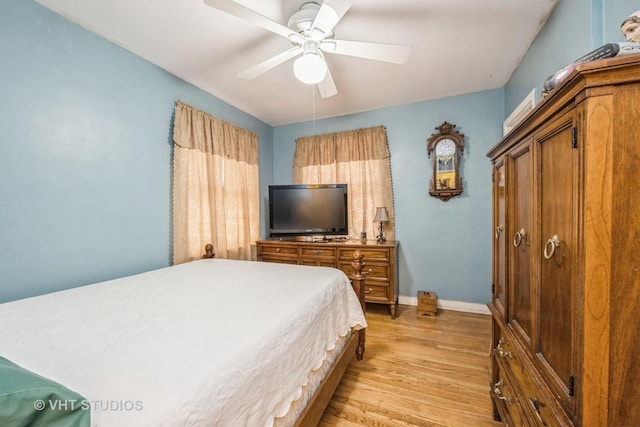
[0, 356, 89, 427]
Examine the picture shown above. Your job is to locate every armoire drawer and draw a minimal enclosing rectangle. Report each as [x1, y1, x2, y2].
[494, 332, 561, 427]
[492, 359, 529, 427]
[494, 334, 529, 390]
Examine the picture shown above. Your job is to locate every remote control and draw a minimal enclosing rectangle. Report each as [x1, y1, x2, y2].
[543, 42, 640, 92]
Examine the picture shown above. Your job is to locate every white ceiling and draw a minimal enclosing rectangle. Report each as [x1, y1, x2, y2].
[35, 0, 558, 126]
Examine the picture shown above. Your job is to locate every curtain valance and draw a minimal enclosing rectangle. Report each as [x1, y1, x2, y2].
[294, 126, 389, 166]
[173, 101, 258, 165]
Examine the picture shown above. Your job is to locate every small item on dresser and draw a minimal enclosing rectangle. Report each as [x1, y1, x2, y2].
[417, 291, 438, 317]
[542, 41, 640, 95]
[203, 244, 215, 259]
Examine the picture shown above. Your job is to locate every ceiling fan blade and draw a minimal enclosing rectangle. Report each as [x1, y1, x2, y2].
[321, 39, 412, 64]
[317, 67, 338, 99]
[203, 0, 298, 41]
[310, 0, 355, 40]
[238, 47, 303, 80]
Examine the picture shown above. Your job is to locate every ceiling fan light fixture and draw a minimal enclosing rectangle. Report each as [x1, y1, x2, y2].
[293, 52, 327, 84]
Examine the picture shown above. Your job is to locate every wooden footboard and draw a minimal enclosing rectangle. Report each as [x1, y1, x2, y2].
[293, 250, 367, 427]
[293, 333, 360, 426]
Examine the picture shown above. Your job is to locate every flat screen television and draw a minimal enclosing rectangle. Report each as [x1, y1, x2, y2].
[268, 184, 348, 238]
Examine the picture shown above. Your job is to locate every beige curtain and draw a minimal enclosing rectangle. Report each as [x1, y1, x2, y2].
[172, 101, 259, 263]
[293, 126, 395, 241]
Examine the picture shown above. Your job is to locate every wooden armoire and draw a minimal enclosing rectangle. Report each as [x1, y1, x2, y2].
[487, 55, 640, 426]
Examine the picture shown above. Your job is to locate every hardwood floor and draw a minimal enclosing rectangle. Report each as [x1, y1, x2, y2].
[318, 304, 501, 427]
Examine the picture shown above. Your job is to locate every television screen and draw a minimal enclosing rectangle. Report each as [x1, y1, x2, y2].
[269, 184, 348, 238]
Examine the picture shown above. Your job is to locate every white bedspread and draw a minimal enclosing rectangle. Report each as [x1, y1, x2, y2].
[0, 259, 366, 426]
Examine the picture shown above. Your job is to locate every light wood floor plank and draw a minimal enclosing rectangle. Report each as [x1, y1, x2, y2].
[319, 304, 501, 427]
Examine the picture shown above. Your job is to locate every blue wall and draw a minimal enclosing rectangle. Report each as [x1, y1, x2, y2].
[505, 0, 638, 116]
[273, 90, 504, 304]
[0, 0, 272, 303]
[4, 0, 635, 306]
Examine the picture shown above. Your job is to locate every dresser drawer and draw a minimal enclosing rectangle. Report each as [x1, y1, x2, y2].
[300, 246, 336, 258]
[259, 256, 298, 265]
[338, 247, 390, 263]
[300, 259, 336, 267]
[258, 244, 298, 257]
[338, 262, 390, 281]
[362, 283, 389, 300]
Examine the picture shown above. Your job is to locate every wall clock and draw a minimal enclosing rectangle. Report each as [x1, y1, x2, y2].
[427, 121, 465, 202]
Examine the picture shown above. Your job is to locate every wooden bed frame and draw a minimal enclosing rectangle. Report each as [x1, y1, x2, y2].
[294, 249, 366, 426]
[203, 245, 366, 426]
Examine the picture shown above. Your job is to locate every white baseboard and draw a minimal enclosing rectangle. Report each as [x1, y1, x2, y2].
[398, 295, 490, 315]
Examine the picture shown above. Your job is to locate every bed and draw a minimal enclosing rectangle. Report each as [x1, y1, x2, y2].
[0, 249, 367, 427]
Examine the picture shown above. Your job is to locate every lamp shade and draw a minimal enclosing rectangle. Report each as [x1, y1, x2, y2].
[374, 207, 390, 222]
[293, 53, 327, 84]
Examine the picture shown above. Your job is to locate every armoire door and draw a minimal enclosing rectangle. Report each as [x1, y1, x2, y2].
[492, 156, 507, 320]
[507, 140, 534, 348]
[535, 112, 578, 417]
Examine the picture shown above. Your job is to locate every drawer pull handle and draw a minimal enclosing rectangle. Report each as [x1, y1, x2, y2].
[529, 398, 547, 426]
[497, 395, 513, 404]
[513, 229, 526, 247]
[498, 348, 513, 359]
[493, 380, 513, 405]
[495, 224, 503, 240]
[275, 248, 281, 253]
[363, 268, 373, 276]
[365, 288, 372, 294]
[494, 338, 513, 359]
[543, 234, 560, 259]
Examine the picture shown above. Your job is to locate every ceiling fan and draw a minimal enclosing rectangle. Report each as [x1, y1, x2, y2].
[203, 0, 412, 98]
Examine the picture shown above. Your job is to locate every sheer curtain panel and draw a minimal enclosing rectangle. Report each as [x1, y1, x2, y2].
[172, 101, 259, 263]
[293, 126, 395, 241]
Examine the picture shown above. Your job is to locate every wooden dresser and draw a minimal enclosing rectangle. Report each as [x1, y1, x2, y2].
[257, 239, 398, 318]
[487, 55, 640, 426]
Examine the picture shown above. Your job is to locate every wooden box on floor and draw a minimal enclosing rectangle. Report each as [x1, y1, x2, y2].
[417, 291, 438, 316]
